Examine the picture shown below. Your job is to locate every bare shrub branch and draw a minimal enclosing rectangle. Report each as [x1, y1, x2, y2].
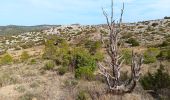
[98, 0, 143, 94]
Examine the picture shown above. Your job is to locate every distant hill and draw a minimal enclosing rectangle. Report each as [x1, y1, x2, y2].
[0, 25, 59, 35]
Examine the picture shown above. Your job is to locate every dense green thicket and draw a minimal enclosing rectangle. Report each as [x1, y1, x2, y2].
[43, 36, 104, 79]
[72, 48, 96, 80]
[126, 38, 139, 46]
[140, 65, 170, 92]
[72, 48, 96, 70]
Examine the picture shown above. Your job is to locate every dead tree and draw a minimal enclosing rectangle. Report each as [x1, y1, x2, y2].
[98, 0, 143, 94]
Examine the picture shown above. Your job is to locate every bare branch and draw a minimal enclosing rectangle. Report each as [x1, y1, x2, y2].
[119, 2, 124, 25]
[102, 8, 111, 30]
[111, 0, 114, 26]
[98, 0, 143, 94]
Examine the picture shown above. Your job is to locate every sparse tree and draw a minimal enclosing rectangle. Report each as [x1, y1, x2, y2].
[98, 0, 143, 94]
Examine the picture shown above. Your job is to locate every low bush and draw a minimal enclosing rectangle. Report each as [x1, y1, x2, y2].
[0, 53, 13, 65]
[76, 91, 88, 100]
[93, 51, 104, 61]
[58, 67, 67, 75]
[157, 49, 170, 60]
[167, 50, 170, 59]
[72, 47, 96, 70]
[71, 48, 97, 80]
[126, 38, 139, 47]
[43, 60, 55, 70]
[160, 41, 169, 47]
[43, 36, 71, 67]
[84, 40, 102, 54]
[122, 32, 133, 39]
[42, 39, 57, 60]
[43, 37, 99, 80]
[100, 29, 108, 36]
[20, 51, 30, 62]
[75, 67, 94, 80]
[29, 59, 36, 65]
[152, 23, 159, 27]
[144, 48, 160, 64]
[140, 65, 170, 92]
[121, 49, 132, 65]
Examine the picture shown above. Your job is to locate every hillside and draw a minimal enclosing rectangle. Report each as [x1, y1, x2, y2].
[0, 25, 59, 35]
[0, 18, 170, 100]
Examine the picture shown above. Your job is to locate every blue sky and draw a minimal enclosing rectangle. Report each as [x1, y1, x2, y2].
[0, 0, 170, 26]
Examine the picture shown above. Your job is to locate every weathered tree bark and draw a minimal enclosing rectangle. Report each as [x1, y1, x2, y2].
[98, 0, 143, 94]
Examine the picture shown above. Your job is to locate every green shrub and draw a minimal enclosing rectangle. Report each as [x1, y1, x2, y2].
[0, 53, 13, 65]
[29, 59, 36, 65]
[55, 46, 70, 66]
[146, 26, 154, 31]
[58, 67, 67, 75]
[167, 50, 170, 59]
[122, 32, 132, 39]
[84, 40, 102, 54]
[43, 60, 55, 70]
[43, 36, 71, 67]
[72, 48, 96, 80]
[157, 49, 170, 60]
[100, 29, 108, 36]
[144, 48, 160, 64]
[152, 23, 159, 27]
[20, 51, 30, 62]
[121, 49, 132, 65]
[76, 91, 88, 100]
[140, 65, 170, 92]
[94, 51, 104, 61]
[160, 41, 169, 47]
[75, 67, 94, 80]
[72, 47, 96, 71]
[42, 39, 57, 60]
[126, 38, 139, 46]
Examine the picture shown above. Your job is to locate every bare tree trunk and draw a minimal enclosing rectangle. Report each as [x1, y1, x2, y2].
[98, 0, 143, 94]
